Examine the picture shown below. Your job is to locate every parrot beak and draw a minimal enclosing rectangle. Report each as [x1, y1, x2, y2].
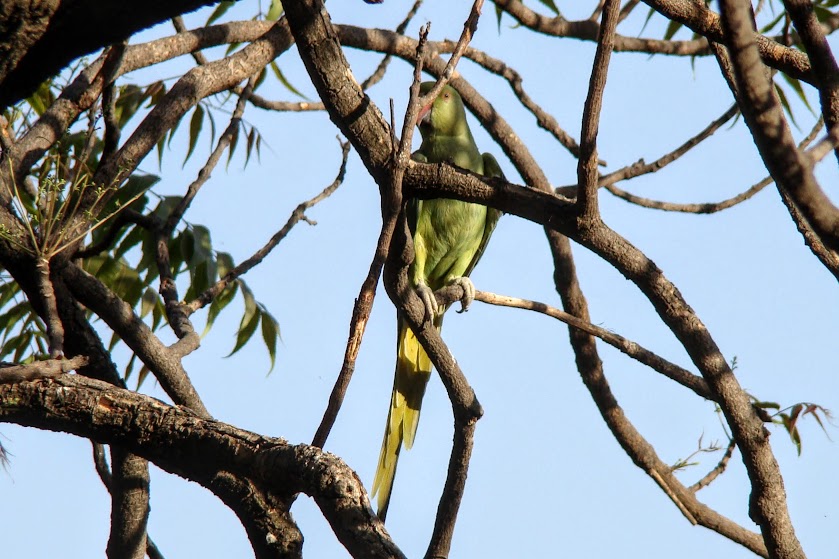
[416, 103, 432, 126]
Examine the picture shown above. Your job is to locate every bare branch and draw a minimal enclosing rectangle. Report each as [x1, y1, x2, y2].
[0, 375, 403, 559]
[360, 0, 425, 91]
[604, 176, 771, 214]
[783, 0, 839, 162]
[187, 139, 350, 315]
[100, 41, 128, 161]
[36, 257, 64, 358]
[0, 355, 88, 383]
[577, 0, 621, 218]
[642, 0, 814, 82]
[595, 104, 739, 190]
[472, 289, 711, 399]
[415, 0, 486, 113]
[92, 442, 167, 559]
[691, 438, 737, 493]
[494, 0, 713, 56]
[62, 263, 209, 418]
[719, 0, 839, 262]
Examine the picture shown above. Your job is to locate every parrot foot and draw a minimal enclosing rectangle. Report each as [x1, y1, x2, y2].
[415, 281, 439, 322]
[450, 276, 475, 313]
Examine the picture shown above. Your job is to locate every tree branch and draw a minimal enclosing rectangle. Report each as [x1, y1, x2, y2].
[0, 376, 403, 559]
[0, 0, 222, 109]
[718, 0, 839, 266]
[577, 0, 621, 218]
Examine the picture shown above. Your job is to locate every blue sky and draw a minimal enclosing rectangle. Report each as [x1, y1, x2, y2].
[2, 1, 838, 558]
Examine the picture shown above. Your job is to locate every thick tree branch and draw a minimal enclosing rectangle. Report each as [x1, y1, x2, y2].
[1, 20, 279, 201]
[783, 0, 839, 162]
[61, 262, 209, 417]
[493, 0, 712, 56]
[0, 376, 403, 559]
[641, 0, 814, 83]
[0, 0, 222, 109]
[717, 0, 839, 263]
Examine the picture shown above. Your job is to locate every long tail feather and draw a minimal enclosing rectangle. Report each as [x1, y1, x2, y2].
[372, 318, 433, 520]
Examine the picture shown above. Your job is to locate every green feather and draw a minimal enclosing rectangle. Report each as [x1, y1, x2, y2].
[372, 82, 503, 520]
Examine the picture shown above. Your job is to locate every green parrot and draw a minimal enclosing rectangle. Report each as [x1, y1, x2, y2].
[372, 82, 503, 520]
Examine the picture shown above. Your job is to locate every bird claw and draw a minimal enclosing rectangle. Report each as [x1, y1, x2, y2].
[451, 277, 475, 313]
[415, 282, 439, 322]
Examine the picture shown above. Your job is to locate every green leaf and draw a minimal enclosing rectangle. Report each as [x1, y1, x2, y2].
[227, 285, 259, 357]
[140, 287, 158, 318]
[184, 104, 205, 165]
[260, 308, 280, 373]
[225, 42, 242, 57]
[245, 127, 256, 167]
[151, 295, 165, 331]
[115, 223, 146, 260]
[0, 301, 32, 335]
[0, 281, 20, 309]
[269, 62, 309, 99]
[26, 81, 55, 116]
[136, 364, 151, 389]
[814, 4, 835, 22]
[216, 251, 235, 278]
[178, 227, 196, 266]
[663, 19, 683, 41]
[116, 85, 145, 128]
[207, 0, 235, 25]
[780, 73, 815, 117]
[124, 353, 137, 381]
[227, 121, 241, 168]
[536, 0, 560, 15]
[94, 173, 157, 235]
[759, 11, 786, 34]
[639, 7, 656, 35]
[753, 400, 781, 410]
[190, 225, 213, 264]
[157, 136, 166, 167]
[774, 82, 798, 129]
[204, 281, 238, 335]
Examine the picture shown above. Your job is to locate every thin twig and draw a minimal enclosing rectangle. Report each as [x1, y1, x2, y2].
[604, 176, 770, 214]
[157, 75, 259, 355]
[416, 0, 485, 112]
[243, 94, 324, 112]
[596, 104, 739, 189]
[187, 138, 351, 314]
[164, 74, 258, 236]
[360, 0, 425, 91]
[690, 438, 736, 493]
[436, 287, 713, 400]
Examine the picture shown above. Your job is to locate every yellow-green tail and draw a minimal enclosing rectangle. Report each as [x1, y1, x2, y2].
[372, 318, 433, 520]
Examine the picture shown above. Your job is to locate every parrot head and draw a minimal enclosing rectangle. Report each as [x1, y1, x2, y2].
[416, 82, 468, 138]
